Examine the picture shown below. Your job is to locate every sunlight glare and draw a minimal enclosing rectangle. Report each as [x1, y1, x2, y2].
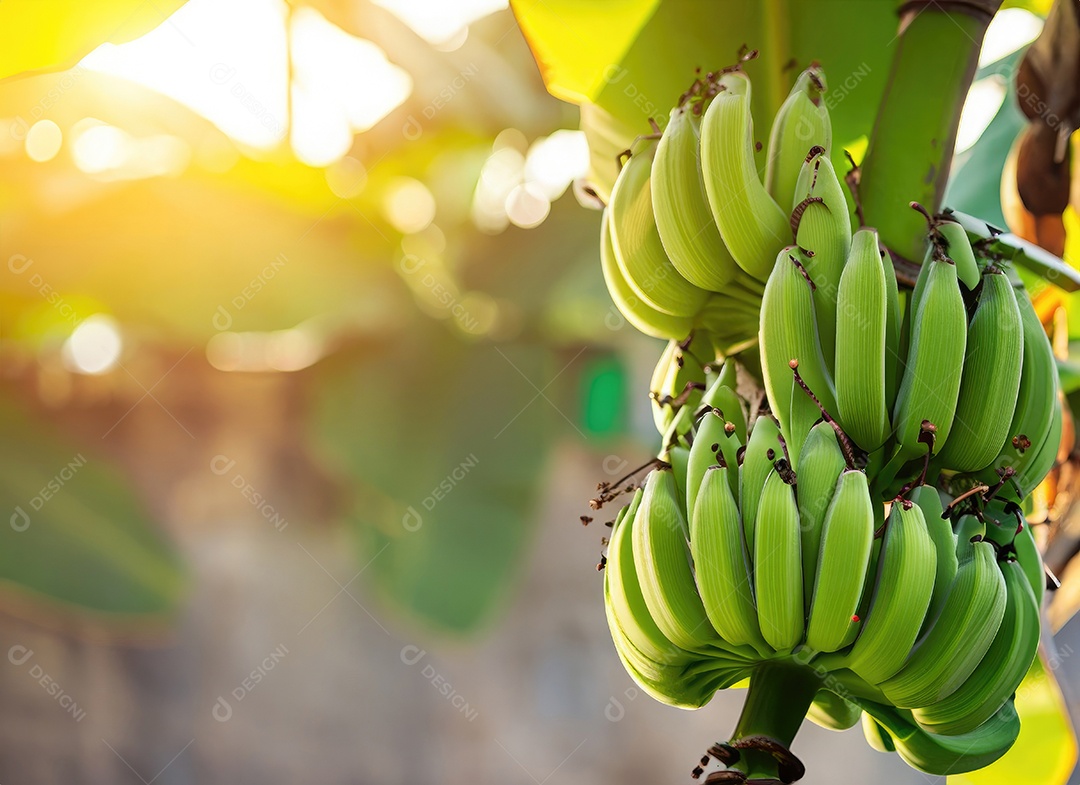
[62, 315, 123, 375]
[956, 76, 1007, 155]
[979, 8, 1042, 68]
[25, 120, 63, 162]
[369, 0, 507, 46]
[81, 0, 289, 150]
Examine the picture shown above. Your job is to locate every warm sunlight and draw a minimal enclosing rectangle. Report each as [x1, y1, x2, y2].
[80, 0, 412, 164]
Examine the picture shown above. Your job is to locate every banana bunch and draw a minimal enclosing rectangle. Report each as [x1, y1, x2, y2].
[600, 62, 829, 351]
[594, 59, 1064, 783]
[758, 214, 1061, 502]
[601, 365, 1046, 782]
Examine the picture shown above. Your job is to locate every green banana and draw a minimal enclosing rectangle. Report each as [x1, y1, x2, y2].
[653, 106, 740, 291]
[835, 228, 890, 450]
[740, 414, 782, 558]
[606, 489, 697, 666]
[632, 469, 719, 651]
[880, 534, 1007, 708]
[907, 485, 957, 628]
[796, 422, 848, 609]
[881, 241, 902, 412]
[892, 256, 967, 459]
[806, 469, 875, 652]
[600, 209, 694, 339]
[609, 139, 710, 317]
[858, 699, 1019, 775]
[792, 146, 851, 373]
[1015, 391, 1063, 497]
[700, 70, 790, 281]
[1014, 521, 1046, 608]
[765, 65, 831, 215]
[753, 469, 804, 652]
[759, 247, 838, 470]
[985, 287, 1057, 486]
[937, 269, 1024, 472]
[844, 501, 936, 684]
[911, 558, 1040, 736]
[937, 219, 981, 290]
[691, 466, 769, 654]
[807, 689, 862, 732]
[686, 408, 740, 514]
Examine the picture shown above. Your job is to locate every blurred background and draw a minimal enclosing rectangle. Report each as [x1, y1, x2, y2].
[1, 1, 1079, 782]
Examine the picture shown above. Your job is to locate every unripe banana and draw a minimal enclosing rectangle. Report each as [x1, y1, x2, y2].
[845, 501, 936, 683]
[1014, 521, 1045, 608]
[796, 422, 847, 607]
[835, 228, 889, 450]
[740, 414, 782, 557]
[759, 247, 838, 469]
[792, 147, 851, 373]
[609, 140, 710, 317]
[984, 287, 1057, 487]
[880, 535, 1007, 708]
[907, 485, 957, 628]
[807, 689, 861, 731]
[667, 444, 690, 505]
[858, 699, 1019, 775]
[653, 107, 739, 291]
[691, 466, 769, 654]
[600, 209, 694, 340]
[936, 270, 1024, 472]
[892, 256, 967, 459]
[861, 712, 896, 753]
[881, 243, 902, 412]
[937, 220, 981, 290]
[700, 70, 790, 281]
[765, 66, 831, 215]
[650, 336, 708, 437]
[699, 359, 748, 443]
[605, 599, 744, 709]
[686, 409, 740, 515]
[754, 469, 804, 652]
[633, 469, 719, 651]
[1015, 390, 1064, 497]
[911, 558, 1040, 736]
[806, 469, 875, 652]
[606, 489, 697, 665]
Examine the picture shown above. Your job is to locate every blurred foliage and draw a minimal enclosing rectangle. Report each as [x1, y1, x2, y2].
[312, 333, 555, 633]
[0, 0, 629, 636]
[0, 393, 185, 624]
[512, 0, 896, 200]
[0, 0, 188, 82]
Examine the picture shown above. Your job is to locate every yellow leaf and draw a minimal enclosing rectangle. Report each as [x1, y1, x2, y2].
[0, 0, 187, 82]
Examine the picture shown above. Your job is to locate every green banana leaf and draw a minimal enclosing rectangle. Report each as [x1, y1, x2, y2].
[310, 326, 561, 634]
[0, 393, 186, 628]
[0, 0, 188, 82]
[947, 655, 1076, 785]
[511, 0, 898, 201]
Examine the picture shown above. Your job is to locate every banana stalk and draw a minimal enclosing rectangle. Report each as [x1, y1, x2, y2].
[860, 3, 1000, 262]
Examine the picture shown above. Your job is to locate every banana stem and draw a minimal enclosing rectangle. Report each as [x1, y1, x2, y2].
[727, 661, 819, 781]
[859, 1, 1001, 263]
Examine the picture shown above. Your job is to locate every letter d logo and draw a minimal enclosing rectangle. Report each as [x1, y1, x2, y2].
[10, 506, 29, 532]
[212, 696, 233, 722]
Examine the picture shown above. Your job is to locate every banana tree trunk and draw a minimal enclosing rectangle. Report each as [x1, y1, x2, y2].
[860, 0, 1003, 264]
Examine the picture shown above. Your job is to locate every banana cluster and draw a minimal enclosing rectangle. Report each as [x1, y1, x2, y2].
[603, 367, 1045, 780]
[596, 59, 1063, 783]
[757, 220, 1063, 502]
[601, 64, 829, 352]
